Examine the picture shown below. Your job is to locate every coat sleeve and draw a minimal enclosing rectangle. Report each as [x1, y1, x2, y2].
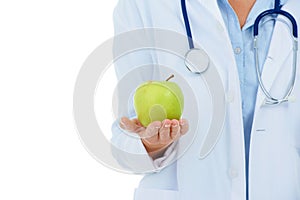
[110, 0, 178, 173]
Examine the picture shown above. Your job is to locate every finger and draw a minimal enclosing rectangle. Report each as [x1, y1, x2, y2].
[170, 119, 180, 140]
[158, 119, 172, 143]
[119, 117, 127, 129]
[179, 119, 189, 135]
[141, 121, 161, 139]
[119, 117, 144, 133]
[132, 118, 143, 127]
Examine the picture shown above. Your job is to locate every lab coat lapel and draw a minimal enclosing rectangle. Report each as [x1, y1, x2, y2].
[193, 0, 235, 72]
[198, 0, 227, 31]
[255, 15, 294, 106]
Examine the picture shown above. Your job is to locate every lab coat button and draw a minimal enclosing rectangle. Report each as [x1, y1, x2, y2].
[234, 47, 242, 54]
[228, 168, 239, 179]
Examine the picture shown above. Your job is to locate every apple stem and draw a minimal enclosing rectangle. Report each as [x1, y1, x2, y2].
[166, 74, 175, 81]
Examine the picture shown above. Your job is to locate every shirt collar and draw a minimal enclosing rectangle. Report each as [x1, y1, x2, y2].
[244, 0, 288, 30]
[216, 0, 289, 30]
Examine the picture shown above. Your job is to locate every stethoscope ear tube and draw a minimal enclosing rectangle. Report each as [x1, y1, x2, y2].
[254, 10, 298, 38]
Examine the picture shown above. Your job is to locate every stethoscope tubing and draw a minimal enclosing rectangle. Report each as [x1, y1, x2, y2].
[254, 36, 298, 105]
[181, 0, 298, 105]
[253, 0, 298, 105]
[181, 0, 194, 49]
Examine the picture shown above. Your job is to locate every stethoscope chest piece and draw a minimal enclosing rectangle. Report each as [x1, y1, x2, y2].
[184, 48, 210, 74]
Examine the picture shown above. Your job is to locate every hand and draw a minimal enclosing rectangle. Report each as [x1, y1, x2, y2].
[119, 117, 189, 159]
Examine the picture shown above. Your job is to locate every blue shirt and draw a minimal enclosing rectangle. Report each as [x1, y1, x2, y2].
[217, 0, 287, 199]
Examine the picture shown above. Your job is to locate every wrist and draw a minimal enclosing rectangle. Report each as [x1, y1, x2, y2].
[141, 139, 171, 160]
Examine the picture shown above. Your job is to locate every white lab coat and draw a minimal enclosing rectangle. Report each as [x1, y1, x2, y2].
[112, 0, 300, 199]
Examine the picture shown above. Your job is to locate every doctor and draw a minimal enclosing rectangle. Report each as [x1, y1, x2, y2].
[112, 0, 300, 199]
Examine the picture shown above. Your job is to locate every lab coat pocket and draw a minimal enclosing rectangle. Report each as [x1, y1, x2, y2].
[134, 188, 179, 200]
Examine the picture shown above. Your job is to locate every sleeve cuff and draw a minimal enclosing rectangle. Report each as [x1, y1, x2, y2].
[111, 120, 178, 173]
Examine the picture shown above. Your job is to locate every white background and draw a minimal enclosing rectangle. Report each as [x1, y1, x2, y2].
[0, 0, 142, 199]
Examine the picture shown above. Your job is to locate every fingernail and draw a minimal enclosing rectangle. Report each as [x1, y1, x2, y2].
[164, 122, 171, 128]
[151, 126, 160, 131]
[150, 127, 157, 132]
[172, 123, 178, 127]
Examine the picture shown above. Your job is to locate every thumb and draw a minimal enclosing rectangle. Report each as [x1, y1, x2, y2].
[119, 117, 144, 133]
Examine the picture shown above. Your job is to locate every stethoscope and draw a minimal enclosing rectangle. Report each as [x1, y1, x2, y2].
[181, 0, 298, 105]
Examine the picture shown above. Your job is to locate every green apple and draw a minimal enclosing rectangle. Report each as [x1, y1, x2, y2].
[134, 75, 184, 127]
